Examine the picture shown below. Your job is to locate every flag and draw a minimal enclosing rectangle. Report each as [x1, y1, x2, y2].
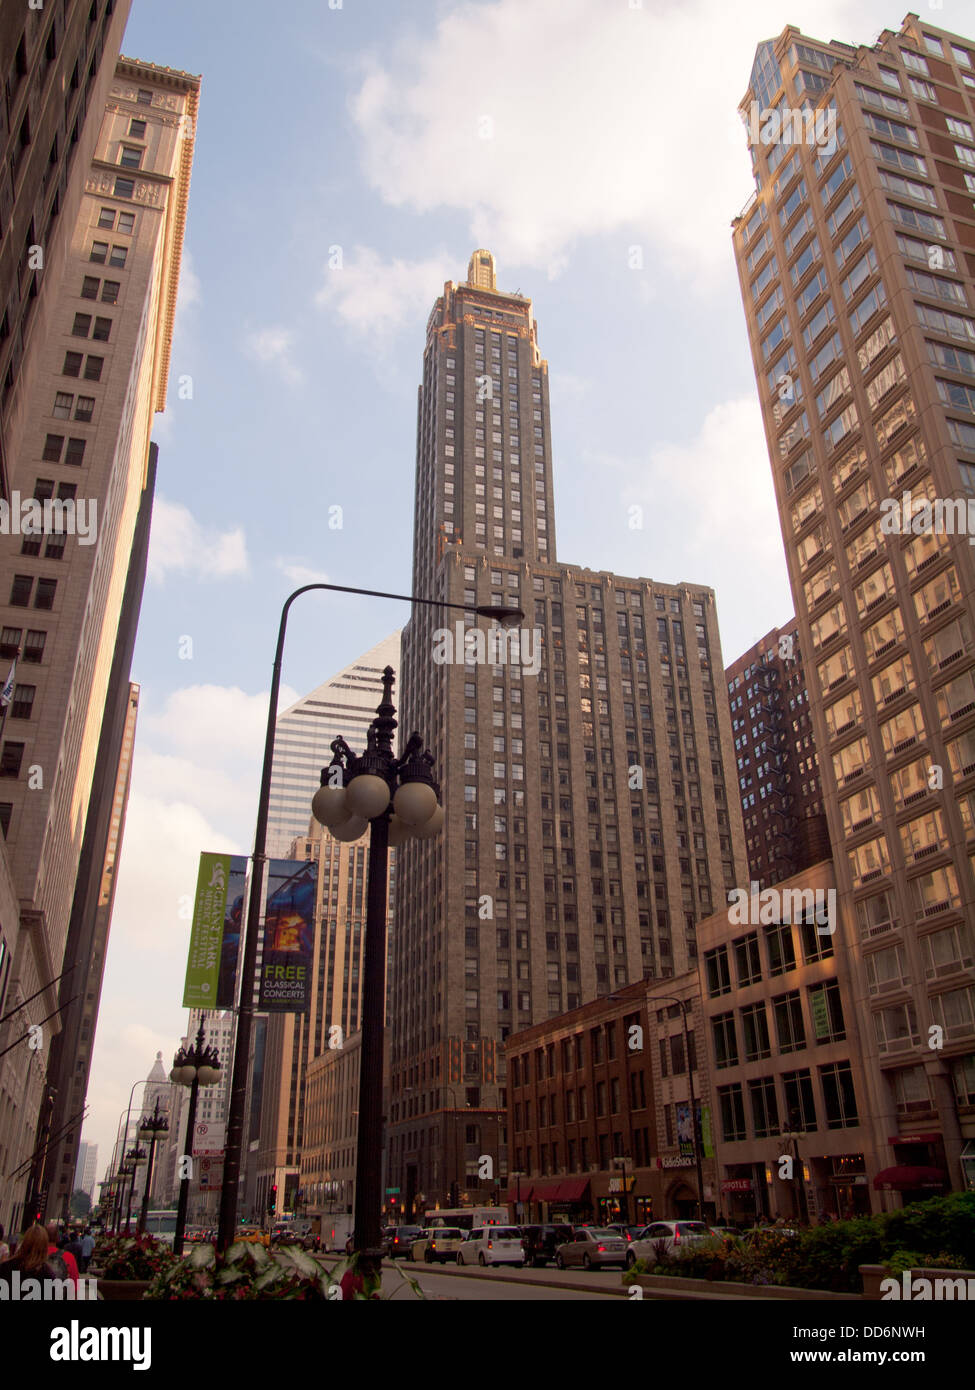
[0, 659, 15, 708]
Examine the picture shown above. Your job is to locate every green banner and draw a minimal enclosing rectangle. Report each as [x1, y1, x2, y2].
[811, 987, 830, 1040]
[701, 1104, 714, 1159]
[183, 852, 232, 1008]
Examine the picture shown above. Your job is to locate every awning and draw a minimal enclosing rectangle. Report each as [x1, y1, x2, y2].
[873, 1166, 947, 1191]
[503, 1183, 533, 1203]
[533, 1177, 591, 1203]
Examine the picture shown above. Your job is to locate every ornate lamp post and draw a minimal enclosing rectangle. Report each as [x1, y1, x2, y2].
[780, 1109, 810, 1226]
[170, 1021, 221, 1254]
[215, 580, 522, 1253]
[123, 1147, 146, 1234]
[311, 666, 442, 1269]
[136, 1098, 170, 1235]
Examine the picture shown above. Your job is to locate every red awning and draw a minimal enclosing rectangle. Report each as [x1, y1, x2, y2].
[533, 1177, 591, 1203]
[503, 1184, 533, 1202]
[873, 1166, 946, 1191]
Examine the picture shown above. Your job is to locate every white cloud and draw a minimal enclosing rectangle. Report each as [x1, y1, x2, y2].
[143, 682, 300, 763]
[148, 497, 248, 583]
[316, 245, 457, 347]
[243, 325, 304, 384]
[275, 558, 330, 587]
[347, 0, 866, 281]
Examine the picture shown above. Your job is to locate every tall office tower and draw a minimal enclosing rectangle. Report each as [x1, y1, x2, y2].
[732, 17, 975, 1195]
[255, 821, 396, 1217]
[391, 252, 748, 1210]
[267, 632, 400, 856]
[0, 0, 132, 1241]
[78, 1140, 98, 1201]
[0, 58, 200, 1234]
[726, 617, 829, 888]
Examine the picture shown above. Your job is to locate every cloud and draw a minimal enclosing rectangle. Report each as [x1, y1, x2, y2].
[143, 682, 300, 763]
[147, 497, 248, 583]
[243, 326, 304, 384]
[316, 245, 457, 348]
[347, 0, 861, 280]
[275, 558, 330, 587]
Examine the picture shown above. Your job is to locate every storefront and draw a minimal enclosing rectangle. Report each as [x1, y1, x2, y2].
[823, 1154, 871, 1218]
[594, 1173, 654, 1227]
[532, 1177, 592, 1224]
[876, 1133, 948, 1207]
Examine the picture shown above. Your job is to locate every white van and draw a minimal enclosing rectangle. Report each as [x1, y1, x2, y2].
[456, 1226, 525, 1267]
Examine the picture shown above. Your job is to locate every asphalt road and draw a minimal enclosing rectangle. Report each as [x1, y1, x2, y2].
[381, 1263, 625, 1300]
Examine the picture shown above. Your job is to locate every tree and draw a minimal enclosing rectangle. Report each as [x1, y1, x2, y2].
[69, 1189, 92, 1218]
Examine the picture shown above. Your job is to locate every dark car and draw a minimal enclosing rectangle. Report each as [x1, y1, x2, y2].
[382, 1224, 424, 1259]
[519, 1224, 575, 1268]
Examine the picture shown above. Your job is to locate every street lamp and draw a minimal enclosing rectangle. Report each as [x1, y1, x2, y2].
[215, 579, 523, 1253]
[136, 1098, 170, 1236]
[612, 1154, 633, 1225]
[509, 1170, 527, 1225]
[653, 993, 706, 1223]
[171, 1020, 221, 1255]
[311, 665, 441, 1265]
[123, 1147, 146, 1235]
[779, 1110, 810, 1226]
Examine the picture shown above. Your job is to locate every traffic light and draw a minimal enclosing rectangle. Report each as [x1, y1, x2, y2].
[267, 1184, 277, 1213]
[448, 1037, 462, 1085]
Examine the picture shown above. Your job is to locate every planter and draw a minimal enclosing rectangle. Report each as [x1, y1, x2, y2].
[96, 1279, 150, 1301]
[859, 1265, 886, 1300]
[631, 1272, 862, 1301]
[860, 1264, 975, 1300]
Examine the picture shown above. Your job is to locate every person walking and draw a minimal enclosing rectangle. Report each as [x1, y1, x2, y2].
[80, 1228, 94, 1273]
[45, 1222, 78, 1289]
[0, 1224, 58, 1295]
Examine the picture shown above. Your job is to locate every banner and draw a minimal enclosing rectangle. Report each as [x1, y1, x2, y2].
[258, 859, 317, 1012]
[184, 853, 235, 1008]
[216, 857, 248, 1007]
[676, 1102, 713, 1158]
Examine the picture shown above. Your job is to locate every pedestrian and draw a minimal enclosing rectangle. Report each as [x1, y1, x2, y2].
[0, 1224, 8, 1263]
[66, 1227, 84, 1271]
[80, 1228, 94, 1273]
[46, 1222, 78, 1289]
[0, 1224, 58, 1295]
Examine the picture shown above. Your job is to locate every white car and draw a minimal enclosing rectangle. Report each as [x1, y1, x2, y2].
[456, 1226, 525, 1267]
[626, 1220, 716, 1267]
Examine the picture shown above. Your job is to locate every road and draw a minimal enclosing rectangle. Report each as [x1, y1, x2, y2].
[381, 1263, 625, 1300]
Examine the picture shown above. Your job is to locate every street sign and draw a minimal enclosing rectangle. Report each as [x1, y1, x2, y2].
[192, 1121, 226, 1157]
[385, 1187, 400, 1194]
[199, 1156, 224, 1189]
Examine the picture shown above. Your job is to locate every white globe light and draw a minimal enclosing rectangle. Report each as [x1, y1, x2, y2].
[387, 814, 413, 847]
[330, 814, 368, 843]
[412, 804, 444, 840]
[311, 784, 348, 827]
[178, 1065, 197, 1085]
[345, 773, 391, 820]
[197, 1065, 220, 1086]
[393, 781, 437, 827]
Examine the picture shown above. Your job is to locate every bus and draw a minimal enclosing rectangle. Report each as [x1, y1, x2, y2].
[121, 1211, 178, 1246]
[421, 1207, 510, 1232]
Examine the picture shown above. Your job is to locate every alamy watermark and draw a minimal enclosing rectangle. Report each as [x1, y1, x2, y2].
[1, 1271, 98, 1300]
[880, 490, 975, 545]
[431, 622, 541, 676]
[881, 1271, 975, 1300]
[727, 880, 836, 935]
[743, 102, 836, 156]
[0, 492, 96, 546]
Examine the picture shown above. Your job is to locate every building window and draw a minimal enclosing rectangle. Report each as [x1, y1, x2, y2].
[71, 313, 92, 336]
[128, 118, 147, 139]
[748, 1076, 779, 1139]
[97, 207, 116, 229]
[10, 685, 34, 719]
[773, 990, 806, 1053]
[92, 317, 111, 341]
[62, 352, 83, 377]
[23, 631, 46, 663]
[820, 1062, 858, 1128]
[0, 743, 25, 778]
[35, 579, 56, 610]
[113, 177, 135, 198]
[89, 240, 108, 263]
[109, 245, 127, 268]
[718, 1083, 747, 1142]
[101, 282, 120, 304]
[64, 438, 86, 466]
[80, 276, 99, 299]
[42, 434, 63, 462]
[83, 356, 103, 381]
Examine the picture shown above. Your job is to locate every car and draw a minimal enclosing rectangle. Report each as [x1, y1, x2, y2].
[605, 1223, 645, 1243]
[456, 1226, 525, 1267]
[235, 1226, 270, 1247]
[554, 1227, 628, 1270]
[270, 1219, 317, 1249]
[625, 1220, 715, 1267]
[519, 1224, 575, 1267]
[382, 1225, 424, 1258]
[410, 1227, 466, 1264]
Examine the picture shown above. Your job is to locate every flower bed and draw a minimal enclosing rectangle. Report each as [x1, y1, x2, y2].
[92, 1233, 177, 1283]
[622, 1192, 975, 1295]
[145, 1243, 424, 1300]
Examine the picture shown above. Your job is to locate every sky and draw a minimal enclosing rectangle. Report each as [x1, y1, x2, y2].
[83, 0, 945, 1178]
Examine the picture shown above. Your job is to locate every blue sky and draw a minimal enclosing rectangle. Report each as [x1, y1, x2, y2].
[84, 0, 923, 1174]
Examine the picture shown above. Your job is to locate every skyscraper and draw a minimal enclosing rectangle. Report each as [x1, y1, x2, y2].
[267, 632, 400, 856]
[732, 16, 975, 1196]
[390, 252, 747, 1209]
[726, 617, 828, 888]
[0, 57, 200, 1233]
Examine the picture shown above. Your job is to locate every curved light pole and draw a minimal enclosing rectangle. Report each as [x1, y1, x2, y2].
[123, 1147, 146, 1234]
[171, 1021, 221, 1254]
[136, 1098, 170, 1235]
[216, 581, 523, 1253]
